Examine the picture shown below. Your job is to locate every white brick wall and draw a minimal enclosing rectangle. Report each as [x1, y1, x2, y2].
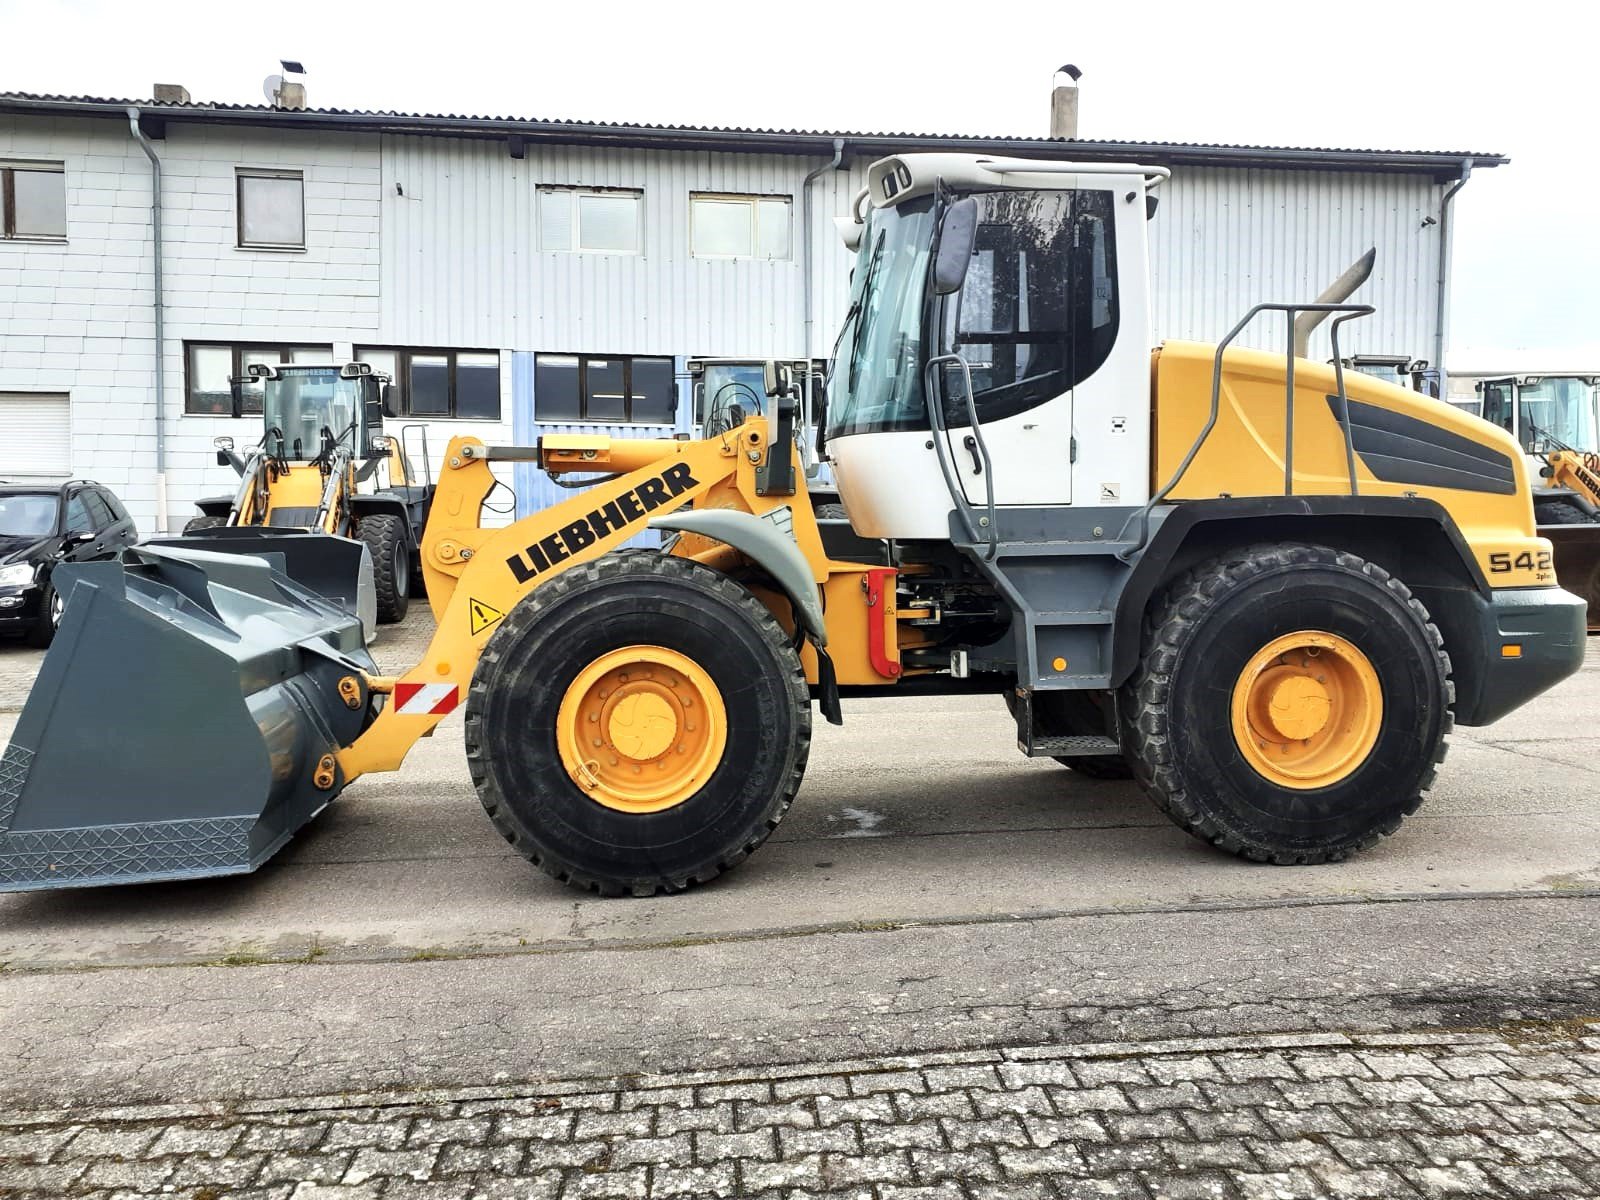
[0, 114, 507, 533]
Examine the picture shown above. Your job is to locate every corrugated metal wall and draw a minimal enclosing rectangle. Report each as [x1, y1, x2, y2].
[382, 136, 814, 359]
[380, 138, 1444, 366]
[1148, 168, 1445, 360]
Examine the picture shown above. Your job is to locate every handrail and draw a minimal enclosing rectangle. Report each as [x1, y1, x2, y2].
[1119, 301, 1374, 560]
[923, 353, 998, 558]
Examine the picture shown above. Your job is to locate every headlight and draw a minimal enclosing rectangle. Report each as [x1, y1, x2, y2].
[0, 563, 36, 587]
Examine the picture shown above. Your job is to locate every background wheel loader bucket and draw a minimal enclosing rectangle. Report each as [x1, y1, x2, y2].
[1541, 524, 1600, 630]
[146, 527, 378, 642]
[0, 544, 376, 892]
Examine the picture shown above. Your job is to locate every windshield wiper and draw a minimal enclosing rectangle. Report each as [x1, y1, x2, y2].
[846, 236, 886, 393]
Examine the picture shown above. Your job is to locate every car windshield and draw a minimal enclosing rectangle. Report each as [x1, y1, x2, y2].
[0, 493, 59, 538]
[1519, 377, 1598, 452]
[262, 368, 361, 459]
[824, 196, 937, 438]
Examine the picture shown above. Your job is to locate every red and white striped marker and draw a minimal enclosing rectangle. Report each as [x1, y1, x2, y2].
[393, 682, 460, 716]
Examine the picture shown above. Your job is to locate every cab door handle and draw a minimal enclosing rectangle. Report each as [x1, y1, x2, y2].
[962, 434, 983, 475]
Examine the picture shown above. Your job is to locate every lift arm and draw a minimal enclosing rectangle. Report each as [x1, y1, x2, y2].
[335, 420, 804, 780]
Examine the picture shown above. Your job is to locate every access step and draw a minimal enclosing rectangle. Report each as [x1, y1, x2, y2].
[1020, 734, 1122, 759]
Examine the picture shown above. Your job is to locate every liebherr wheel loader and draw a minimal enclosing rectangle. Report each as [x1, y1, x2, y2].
[159, 361, 432, 634]
[1472, 373, 1600, 622]
[0, 154, 1584, 896]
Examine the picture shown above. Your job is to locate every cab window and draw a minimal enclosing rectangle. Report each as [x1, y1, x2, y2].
[939, 188, 1118, 427]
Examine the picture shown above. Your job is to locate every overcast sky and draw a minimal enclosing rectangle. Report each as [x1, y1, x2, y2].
[5, 0, 1595, 366]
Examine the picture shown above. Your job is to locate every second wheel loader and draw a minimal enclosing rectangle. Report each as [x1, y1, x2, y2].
[1474, 373, 1600, 623]
[169, 361, 432, 631]
[0, 153, 1585, 897]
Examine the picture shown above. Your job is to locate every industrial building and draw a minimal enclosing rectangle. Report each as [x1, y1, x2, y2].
[0, 82, 1502, 532]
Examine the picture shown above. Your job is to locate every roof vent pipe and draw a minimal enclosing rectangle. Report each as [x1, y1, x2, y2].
[1050, 65, 1081, 140]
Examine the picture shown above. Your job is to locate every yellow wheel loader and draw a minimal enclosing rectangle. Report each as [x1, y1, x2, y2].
[0, 154, 1584, 895]
[159, 361, 432, 634]
[1473, 373, 1600, 624]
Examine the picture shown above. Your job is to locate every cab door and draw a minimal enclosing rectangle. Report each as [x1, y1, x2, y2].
[935, 188, 1119, 508]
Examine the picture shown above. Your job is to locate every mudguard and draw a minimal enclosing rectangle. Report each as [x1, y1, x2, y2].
[651, 508, 827, 645]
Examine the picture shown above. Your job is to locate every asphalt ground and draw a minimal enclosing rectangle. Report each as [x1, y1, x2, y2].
[1, 607, 1598, 1133]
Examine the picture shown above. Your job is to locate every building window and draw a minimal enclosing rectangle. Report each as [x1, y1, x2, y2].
[539, 187, 642, 254]
[237, 169, 305, 249]
[185, 343, 331, 415]
[691, 193, 790, 259]
[535, 354, 676, 425]
[355, 348, 502, 420]
[2, 163, 66, 240]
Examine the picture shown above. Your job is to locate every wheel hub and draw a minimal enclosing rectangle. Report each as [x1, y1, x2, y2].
[1231, 631, 1383, 790]
[556, 645, 726, 813]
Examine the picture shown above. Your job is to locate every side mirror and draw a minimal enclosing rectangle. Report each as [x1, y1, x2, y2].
[763, 361, 794, 399]
[69, 529, 96, 545]
[932, 196, 979, 295]
[381, 382, 400, 418]
[228, 378, 245, 419]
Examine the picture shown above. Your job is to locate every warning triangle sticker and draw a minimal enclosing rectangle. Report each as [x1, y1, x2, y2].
[469, 597, 506, 636]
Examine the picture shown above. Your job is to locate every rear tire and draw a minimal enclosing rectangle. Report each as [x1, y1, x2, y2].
[814, 503, 848, 520]
[1535, 499, 1595, 526]
[465, 552, 811, 896]
[359, 513, 410, 624]
[183, 514, 227, 533]
[1122, 542, 1452, 864]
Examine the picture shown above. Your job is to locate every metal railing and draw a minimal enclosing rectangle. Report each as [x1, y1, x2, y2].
[1120, 302, 1374, 559]
[923, 353, 998, 560]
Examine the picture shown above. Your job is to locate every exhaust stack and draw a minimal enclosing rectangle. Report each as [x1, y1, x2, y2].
[1293, 248, 1377, 357]
[1050, 64, 1082, 140]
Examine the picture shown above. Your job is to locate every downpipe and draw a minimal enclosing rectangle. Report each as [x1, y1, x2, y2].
[1434, 160, 1475, 388]
[800, 139, 846, 361]
[126, 108, 168, 534]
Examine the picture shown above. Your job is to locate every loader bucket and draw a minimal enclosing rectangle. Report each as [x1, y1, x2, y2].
[145, 527, 377, 642]
[0, 544, 376, 892]
[1541, 523, 1600, 631]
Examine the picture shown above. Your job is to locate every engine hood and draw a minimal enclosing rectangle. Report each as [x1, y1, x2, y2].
[0, 533, 55, 566]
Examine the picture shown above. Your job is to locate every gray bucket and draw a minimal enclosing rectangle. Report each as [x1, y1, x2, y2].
[145, 527, 378, 643]
[0, 544, 376, 892]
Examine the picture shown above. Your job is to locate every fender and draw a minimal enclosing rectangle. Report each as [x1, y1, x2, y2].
[1110, 495, 1492, 687]
[651, 509, 827, 646]
[348, 494, 416, 543]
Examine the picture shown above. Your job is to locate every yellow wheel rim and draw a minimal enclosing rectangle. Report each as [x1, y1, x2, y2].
[555, 645, 727, 813]
[1230, 631, 1383, 790]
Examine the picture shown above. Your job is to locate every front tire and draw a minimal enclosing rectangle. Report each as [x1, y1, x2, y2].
[465, 553, 811, 896]
[27, 579, 61, 648]
[1123, 542, 1452, 864]
[358, 513, 410, 624]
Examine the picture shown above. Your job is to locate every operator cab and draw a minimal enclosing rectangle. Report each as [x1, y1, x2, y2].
[1476, 374, 1600, 457]
[230, 362, 394, 464]
[823, 154, 1166, 540]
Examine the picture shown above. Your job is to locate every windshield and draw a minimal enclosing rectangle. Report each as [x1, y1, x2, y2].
[825, 196, 937, 439]
[262, 368, 361, 459]
[698, 364, 767, 435]
[1519, 377, 1598, 452]
[0, 493, 58, 538]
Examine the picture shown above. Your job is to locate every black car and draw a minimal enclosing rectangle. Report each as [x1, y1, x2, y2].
[0, 480, 139, 647]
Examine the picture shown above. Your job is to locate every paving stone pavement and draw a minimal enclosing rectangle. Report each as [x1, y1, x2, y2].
[4, 1026, 1599, 1200]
